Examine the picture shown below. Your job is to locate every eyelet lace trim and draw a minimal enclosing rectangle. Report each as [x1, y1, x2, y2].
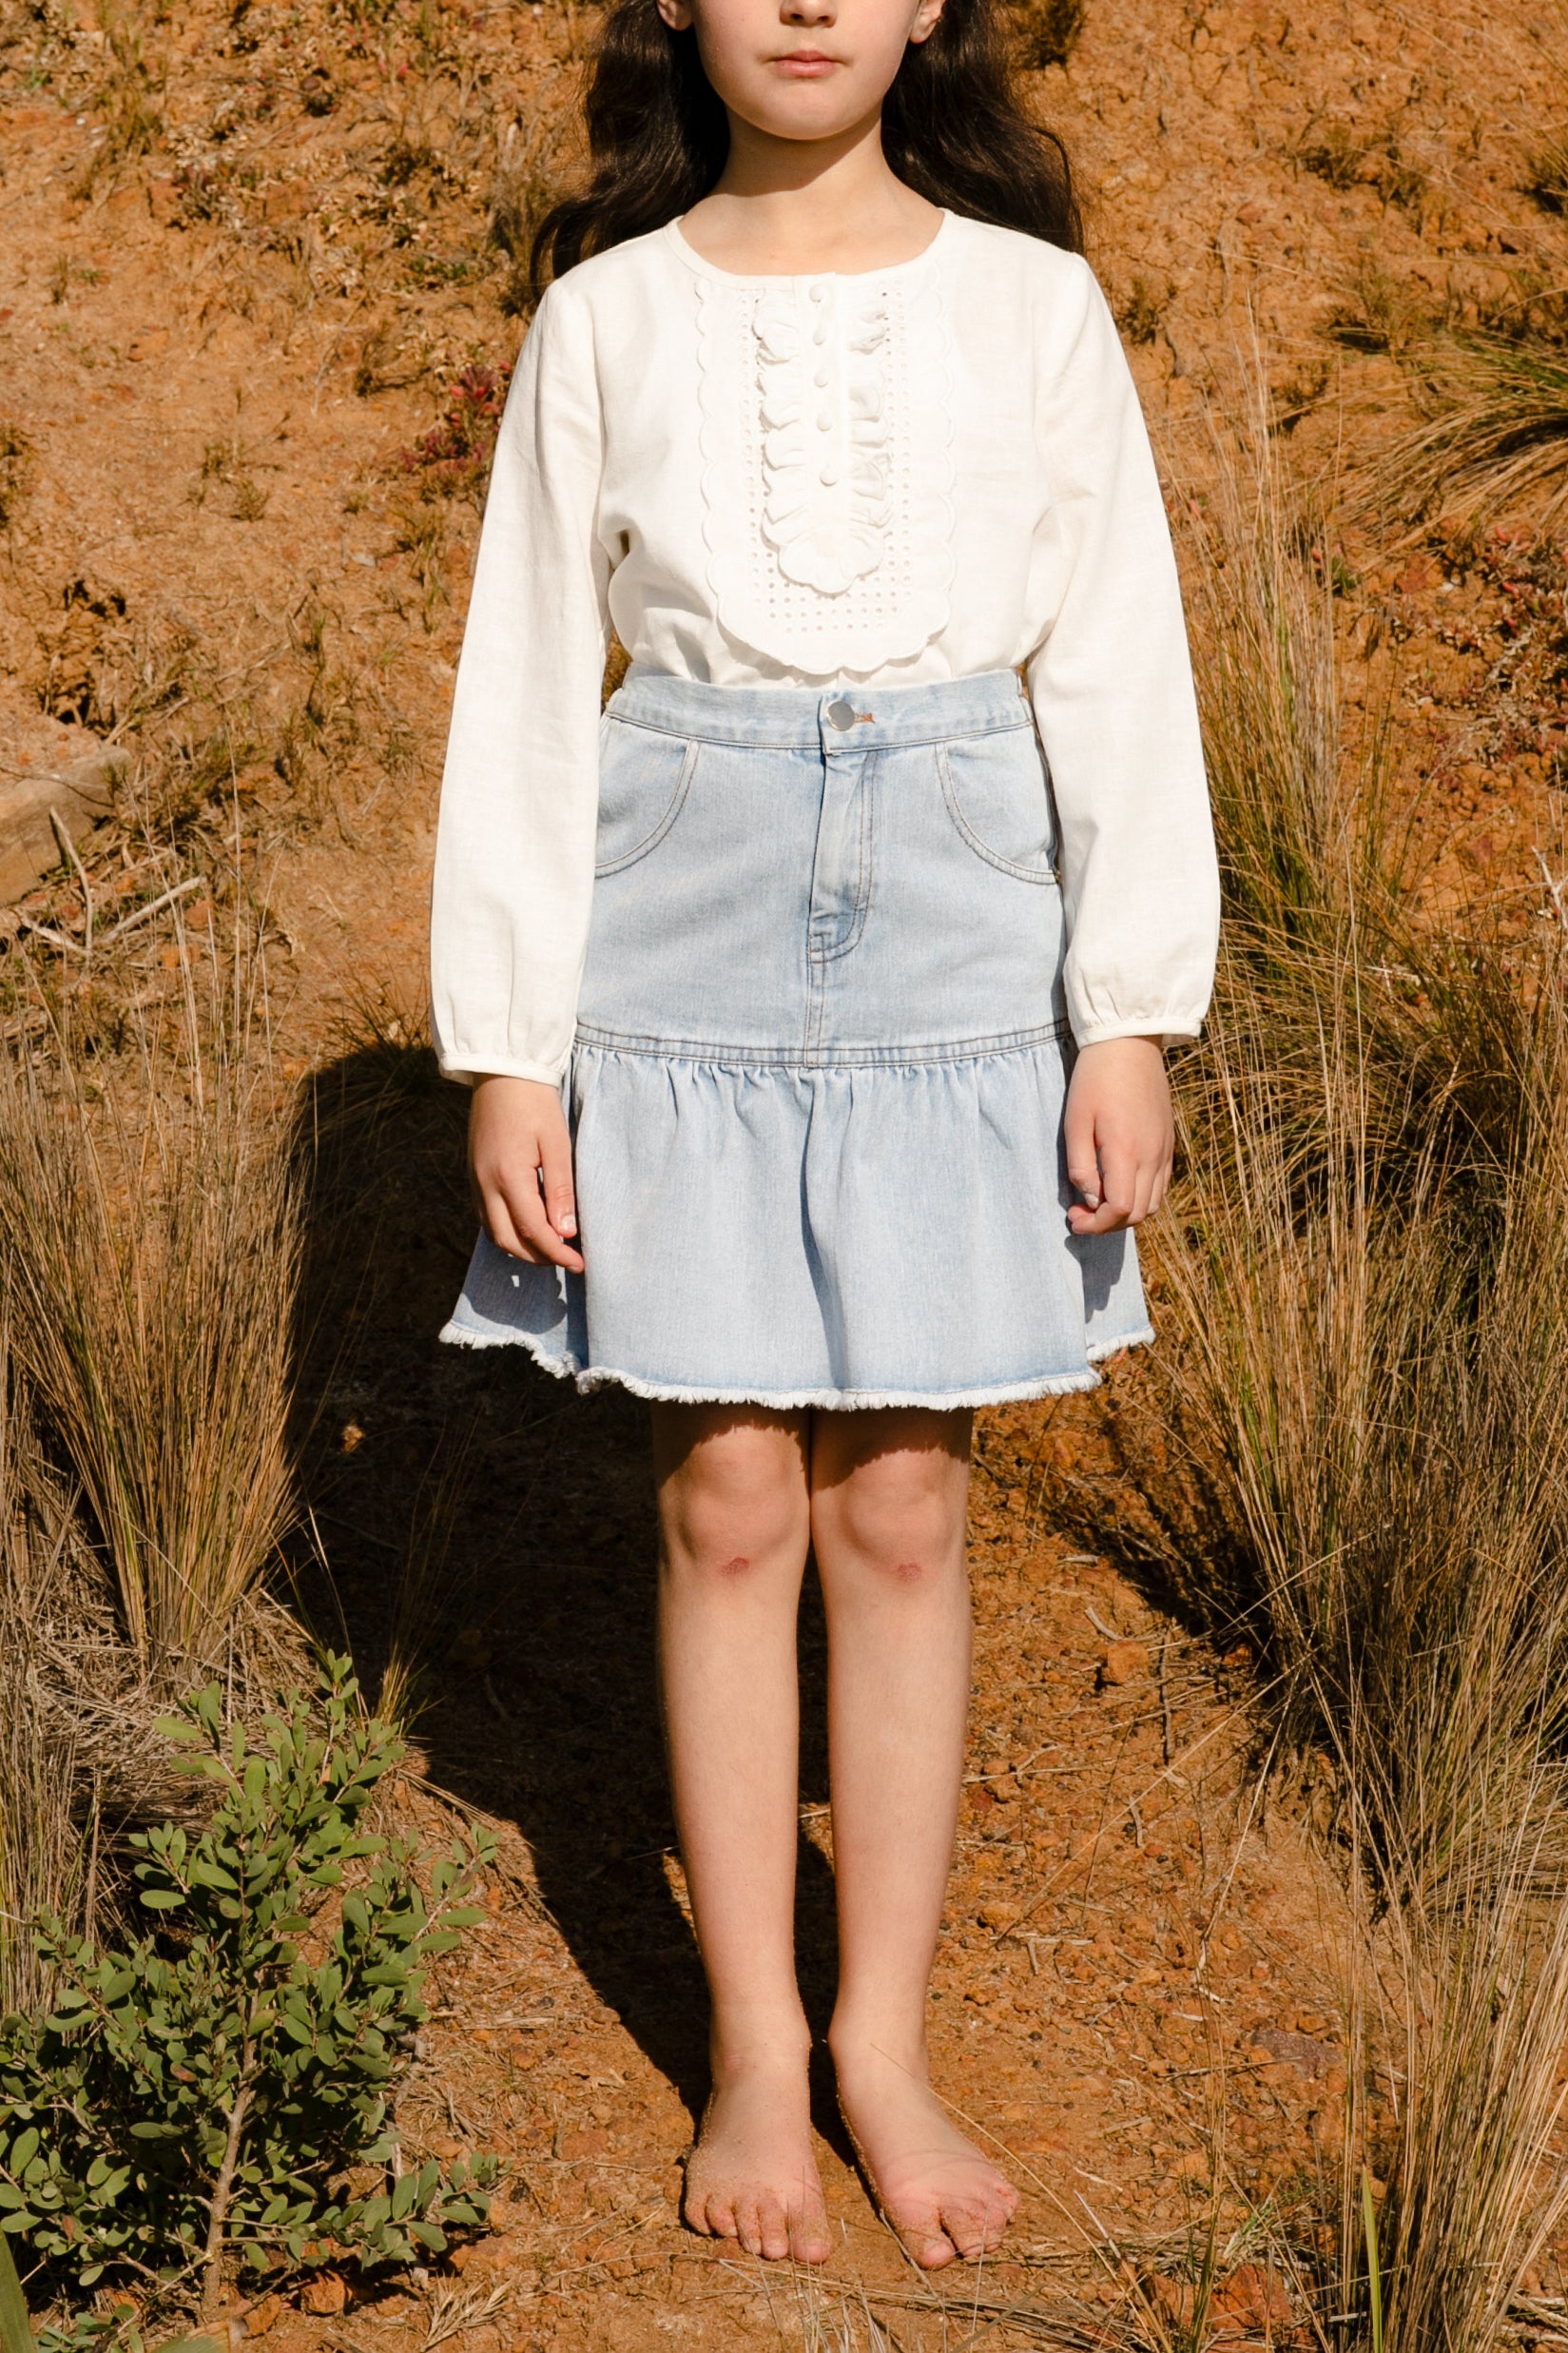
[695, 264, 955, 675]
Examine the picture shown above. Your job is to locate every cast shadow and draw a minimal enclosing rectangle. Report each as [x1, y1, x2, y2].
[284, 1030, 847, 2143]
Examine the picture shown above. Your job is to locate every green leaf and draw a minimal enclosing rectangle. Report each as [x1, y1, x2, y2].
[138, 1891, 186, 1913]
[390, 2171, 418, 2221]
[8, 2130, 37, 2172]
[0, 2228, 33, 2353]
[156, 1716, 203, 1745]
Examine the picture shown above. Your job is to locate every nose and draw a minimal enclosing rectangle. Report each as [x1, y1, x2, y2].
[782, 0, 835, 23]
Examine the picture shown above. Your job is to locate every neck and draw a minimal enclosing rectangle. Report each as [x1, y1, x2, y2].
[693, 116, 940, 274]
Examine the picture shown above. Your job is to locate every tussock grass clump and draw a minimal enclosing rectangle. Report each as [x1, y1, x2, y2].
[0, 1355, 84, 2022]
[0, 988, 303, 1674]
[1357, 330, 1568, 536]
[1011, 0, 1084, 71]
[1074, 400, 1568, 2348]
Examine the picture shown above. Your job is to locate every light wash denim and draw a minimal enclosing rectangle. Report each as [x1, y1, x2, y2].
[442, 666, 1152, 1406]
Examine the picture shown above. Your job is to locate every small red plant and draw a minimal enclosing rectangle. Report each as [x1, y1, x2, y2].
[398, 362, 512, 497]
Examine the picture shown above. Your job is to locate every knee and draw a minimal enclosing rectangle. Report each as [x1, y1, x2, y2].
[814, 1453, 966, 1591]
[660, 1431, 807, 1585]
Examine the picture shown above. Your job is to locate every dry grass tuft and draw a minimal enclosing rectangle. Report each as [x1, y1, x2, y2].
[1063, 395, 1568, 2347]
[1355, 329, 1568, 537]
[0, 1346, 85, 2020]
[0, 943, 303, 1675]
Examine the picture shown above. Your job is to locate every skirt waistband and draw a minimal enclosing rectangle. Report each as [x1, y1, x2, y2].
[609, 665, 1032, 751]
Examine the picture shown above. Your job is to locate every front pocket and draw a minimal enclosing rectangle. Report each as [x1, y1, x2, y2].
[937, 732, 1058, 883]
[594, 721, 700, 876]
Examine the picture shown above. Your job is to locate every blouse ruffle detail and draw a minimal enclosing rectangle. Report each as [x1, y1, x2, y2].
[695, 264, 955, 675]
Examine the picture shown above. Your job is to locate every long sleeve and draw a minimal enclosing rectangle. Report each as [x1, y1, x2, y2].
[429, 281, 610, 1087]
[1024, 262, 1219, 1049]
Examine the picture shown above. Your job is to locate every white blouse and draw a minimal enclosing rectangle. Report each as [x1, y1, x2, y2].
[430, 211, 1219, 1087]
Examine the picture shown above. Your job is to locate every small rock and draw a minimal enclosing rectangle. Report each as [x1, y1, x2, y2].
[244, 2295, 285, 2339]
[0, 744, 126, 901]
[300, 2274, 346, 2316]
[559, 2128, 610, 2161]
[1213, 2263, 1292, 2326]
[1097, 1640, 1150, 1688]
[1148, 2274, 1196, 2324]
[1249, 2025, 1336, 2078]
[1170, 2149, 1209, 2182]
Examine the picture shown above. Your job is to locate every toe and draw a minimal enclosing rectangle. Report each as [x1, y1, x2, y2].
[791, 2210, 831, 2265]
[890, 2201, 957, 2268]
[756, 2192, 790, 2262]
[914, 2228, 958, 2268]
[734, 2195, 764, 2256]
[682, 2185, 713, 2238]
[706, 2193, 739, 2245]
[945, 2215, 987, 2260]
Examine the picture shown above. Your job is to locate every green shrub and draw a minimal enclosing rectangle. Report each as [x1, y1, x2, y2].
[0, 1660, 497, 2324]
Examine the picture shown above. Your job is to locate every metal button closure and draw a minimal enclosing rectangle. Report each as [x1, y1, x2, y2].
[826, 697, 859, 729]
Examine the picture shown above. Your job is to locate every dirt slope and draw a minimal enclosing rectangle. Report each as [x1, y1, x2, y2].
[1, 0, 1565, 2343]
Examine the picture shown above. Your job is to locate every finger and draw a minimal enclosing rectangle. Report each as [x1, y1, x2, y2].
[1091, 1141, 1137, 1233]
[496, 1172, 584, 1273]
[1067, 1198, 1124, 1237]
[1062, 1099, 1101, 1212]
[1127, 1160, 1156, 1228]
[478, 1182, 542, 1263]
[536, 1117, 578, 1242]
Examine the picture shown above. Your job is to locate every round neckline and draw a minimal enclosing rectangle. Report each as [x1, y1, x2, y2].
[664, 207, 954, 284]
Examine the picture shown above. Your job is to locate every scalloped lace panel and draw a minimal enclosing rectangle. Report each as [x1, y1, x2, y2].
[695, 264, 956, 676]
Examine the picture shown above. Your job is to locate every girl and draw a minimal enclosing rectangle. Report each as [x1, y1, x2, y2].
[430, 0, 1218, 2277]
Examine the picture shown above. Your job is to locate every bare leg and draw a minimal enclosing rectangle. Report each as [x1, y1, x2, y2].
[811, 1409, 1018, 2268]
[652, 1403, 831, 2265]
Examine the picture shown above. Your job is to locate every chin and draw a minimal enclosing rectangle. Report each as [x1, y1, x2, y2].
[745, 91, 859, 139]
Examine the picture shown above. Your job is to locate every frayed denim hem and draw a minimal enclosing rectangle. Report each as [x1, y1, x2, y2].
[436, 1313, 1154, 1409]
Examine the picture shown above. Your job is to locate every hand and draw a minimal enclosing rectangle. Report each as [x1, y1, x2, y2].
[468, 1075, 585, 1274]
[1063, 1037, 1173, 1236]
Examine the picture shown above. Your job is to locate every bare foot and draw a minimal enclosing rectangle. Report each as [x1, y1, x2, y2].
[833, 2039, 1018, 2268]
[683, 2051, 832, 2264]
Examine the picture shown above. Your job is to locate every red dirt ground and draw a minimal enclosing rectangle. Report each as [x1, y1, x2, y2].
[2, 0, 1566, 2340]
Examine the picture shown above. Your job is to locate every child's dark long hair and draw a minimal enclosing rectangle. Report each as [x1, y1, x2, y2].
[530, 0, 1081, 298]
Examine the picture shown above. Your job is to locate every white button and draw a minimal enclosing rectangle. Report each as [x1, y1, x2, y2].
[817, 410, 833, 430]
[814, 366, 829, 386]
[809, 282, 827, 301]
[820, 465, 839, 485]
[812, 322, 827, 344]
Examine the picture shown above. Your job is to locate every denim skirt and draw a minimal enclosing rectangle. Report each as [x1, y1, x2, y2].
[441, 666, 1152, 1408]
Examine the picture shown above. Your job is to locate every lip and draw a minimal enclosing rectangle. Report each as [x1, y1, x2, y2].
[772, 48, 840, 74]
